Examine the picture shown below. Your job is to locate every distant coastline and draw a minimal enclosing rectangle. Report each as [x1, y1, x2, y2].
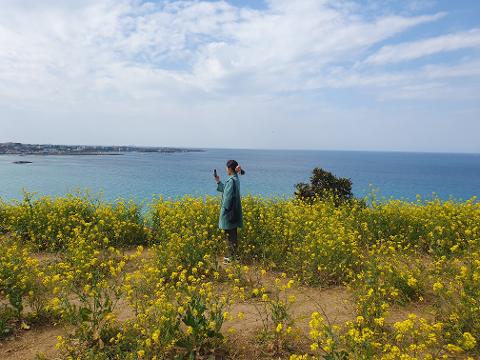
[0, 142, 204, 156]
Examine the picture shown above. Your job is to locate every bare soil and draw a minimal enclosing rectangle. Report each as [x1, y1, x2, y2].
[0, 324, 63, 360]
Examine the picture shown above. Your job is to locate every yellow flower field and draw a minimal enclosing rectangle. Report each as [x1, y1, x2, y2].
[0, 192, 479, 359]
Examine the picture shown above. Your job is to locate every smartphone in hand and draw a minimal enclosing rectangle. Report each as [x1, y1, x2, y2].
[213, 169, 217, 178]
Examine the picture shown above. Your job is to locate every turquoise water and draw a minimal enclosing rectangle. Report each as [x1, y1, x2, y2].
[0, 149, 479, 202]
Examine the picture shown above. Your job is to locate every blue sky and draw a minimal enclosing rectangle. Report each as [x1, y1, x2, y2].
[0, 0, 479, 152]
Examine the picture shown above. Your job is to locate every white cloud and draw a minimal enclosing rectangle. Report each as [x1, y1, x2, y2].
[366, 29, 480, 65]
[0, 0, 448, 101]
[187, 8, 446, 92]
[321, 60, 480, 88]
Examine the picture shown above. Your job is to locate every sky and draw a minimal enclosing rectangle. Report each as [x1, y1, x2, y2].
[0, 0, 479, 153]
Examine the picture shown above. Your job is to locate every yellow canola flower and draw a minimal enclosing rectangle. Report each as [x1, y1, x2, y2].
[152, 329, 160, 344]
[446, 344, 463, 353]
[406, 276, 417, 287]
[461, 332, 477, 350]
[276, 323, 283, 333]
[432, 282, 444, 292]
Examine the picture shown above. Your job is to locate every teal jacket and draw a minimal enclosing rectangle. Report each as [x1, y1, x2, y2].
[216, 173, 243, 230]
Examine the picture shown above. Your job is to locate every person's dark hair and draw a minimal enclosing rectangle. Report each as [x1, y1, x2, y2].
[226, 160, 246, 175]
[226, 160, 239, 171]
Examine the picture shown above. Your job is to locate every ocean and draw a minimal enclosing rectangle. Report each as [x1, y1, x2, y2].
[0, 149, 479, 202]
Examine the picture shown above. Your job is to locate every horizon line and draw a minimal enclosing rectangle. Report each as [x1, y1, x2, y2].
[1, 141, 479, 156]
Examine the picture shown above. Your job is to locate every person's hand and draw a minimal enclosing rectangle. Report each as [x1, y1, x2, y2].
[235, 165, 242, 174]
[215, 175, 220, 183]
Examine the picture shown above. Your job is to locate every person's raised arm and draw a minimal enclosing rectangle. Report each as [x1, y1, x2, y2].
[215, 175, 224, 192]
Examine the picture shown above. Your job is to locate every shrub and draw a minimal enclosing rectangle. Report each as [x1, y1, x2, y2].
[295, 168, 353, 204]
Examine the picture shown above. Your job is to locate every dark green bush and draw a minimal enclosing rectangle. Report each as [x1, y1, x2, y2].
[295, 167, 353, 204]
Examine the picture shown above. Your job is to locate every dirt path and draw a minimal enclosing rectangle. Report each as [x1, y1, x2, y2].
[0, 325, 63, 360]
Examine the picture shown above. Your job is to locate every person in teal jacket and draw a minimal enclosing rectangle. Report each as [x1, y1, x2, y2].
[215, 159, 244, 263]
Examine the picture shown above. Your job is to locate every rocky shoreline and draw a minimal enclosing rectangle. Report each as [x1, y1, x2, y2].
[0, 142, 204, 156]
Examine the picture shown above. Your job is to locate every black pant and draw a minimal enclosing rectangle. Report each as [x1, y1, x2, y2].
[225, 228, 238, 258]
